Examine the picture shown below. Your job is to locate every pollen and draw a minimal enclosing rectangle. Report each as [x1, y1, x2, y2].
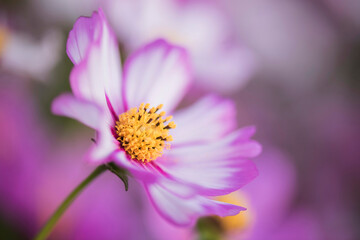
[115, 103, 176, 163]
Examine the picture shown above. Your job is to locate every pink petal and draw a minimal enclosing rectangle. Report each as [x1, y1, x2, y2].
[67, 13, 100, 64]
[51, 93, 102, 130]
[172, 95, 236, 145]
[157, 127, 261, 196]
[157, 177, 196, 199]
[111, 150, 157, 183]
[123, 39, 192, 113]
[86, 120, 119, 163]
[145, 182, 244, 226]
[104, 0, 255, 93]
[67, 9, 124, 113]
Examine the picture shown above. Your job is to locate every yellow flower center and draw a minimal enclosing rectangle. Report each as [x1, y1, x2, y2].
[0, 25, 9, 55]
[216, 192, 254, 232]
[115, 103, 176, 163]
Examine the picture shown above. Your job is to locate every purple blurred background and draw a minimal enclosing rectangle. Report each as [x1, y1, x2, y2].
[0, 0, 359, 239]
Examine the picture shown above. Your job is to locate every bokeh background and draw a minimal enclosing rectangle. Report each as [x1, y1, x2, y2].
[0, 0, 359, 239]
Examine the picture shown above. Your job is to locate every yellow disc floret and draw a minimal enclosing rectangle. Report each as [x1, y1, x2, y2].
[115, 103, 176, 163]
[216, 192, 254, 232]
[0, 25, 9, 55]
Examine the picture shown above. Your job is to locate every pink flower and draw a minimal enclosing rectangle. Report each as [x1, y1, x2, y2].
[0, 20, 62, 81]
[52, 9, 261, 226]
[144, 148, 324, 240]
[103, 0, 255, 93]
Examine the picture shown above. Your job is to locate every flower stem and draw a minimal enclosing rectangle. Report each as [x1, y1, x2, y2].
[34, 165, 107, 240]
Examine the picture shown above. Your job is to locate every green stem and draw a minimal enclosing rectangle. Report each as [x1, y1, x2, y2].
[34, 165, 107, 240]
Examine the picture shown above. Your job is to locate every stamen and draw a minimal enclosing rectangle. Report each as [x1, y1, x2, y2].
[115, 103, 175, 163]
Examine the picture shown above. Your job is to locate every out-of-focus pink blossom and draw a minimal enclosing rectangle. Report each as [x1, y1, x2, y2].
[224, 0, 339, 92]
[52, 9, 261, 226]
[227, 148, 321, 240]
[0, 20, 62, 81]
[144, 148, 324, 240]
[103, 0, 256, 93]
[234, 148, 297, 239]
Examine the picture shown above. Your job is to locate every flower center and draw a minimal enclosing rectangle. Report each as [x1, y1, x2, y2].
[216, 192, 254, 232]
[0, 25, 9, 55]
[115, 103, 176, 163]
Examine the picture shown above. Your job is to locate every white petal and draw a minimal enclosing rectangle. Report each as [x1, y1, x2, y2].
[158, 127, 261, 196]
[52, 93, 102, 130]
[86, 119, 118, 163]
[67, 9, 124, 113]
[145, 182, 243, 226]
[123, 39, 191, 113]
[172, 95, 236, 145]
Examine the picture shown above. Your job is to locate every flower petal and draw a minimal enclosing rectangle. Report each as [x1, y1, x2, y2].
[86, 119, 119, 163]
[66, 13, 100, 64]
[67, 9, 124, 113]
[156, 177, 195, 199]
[172, 95, 236, 145]
[123, 39, 191, 113]
[51, 93, 102, 130]
[158, 127, 261, 196]
[145, 182, 244, 226]
[111, 150, 157, 182]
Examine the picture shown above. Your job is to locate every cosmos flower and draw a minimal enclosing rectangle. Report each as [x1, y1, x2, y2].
[141, 148, 296, 239]
[226, 0, 337, 91]
[52, 9, 261, 226]
[217, 148, 297, 240]
[144, 148, 323, 240]
[103, 0, 255, 93]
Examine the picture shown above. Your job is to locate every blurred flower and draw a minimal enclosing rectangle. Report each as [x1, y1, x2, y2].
[0, 20, 62, 81]
[103, 0, 256, 93]
[224, 0, 338, 92]
[52, 9, 261, 226]
[144, 148, 324, 240]
[222, 148, 297, 240]
[226, 149, 324, 240]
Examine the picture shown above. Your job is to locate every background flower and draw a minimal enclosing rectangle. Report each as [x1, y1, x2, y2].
[0, 13, 62, 81]
[142, 147, 324, 240]
[103, 0, 256, 93]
